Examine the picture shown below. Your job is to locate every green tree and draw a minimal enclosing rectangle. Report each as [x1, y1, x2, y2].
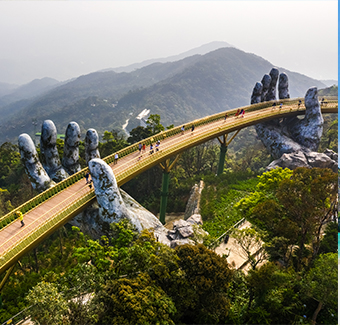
[230, 227, 267, 271]
[175, 244, 233, 324]
[102, 130, 114, 142]
[26, 281, 68, 325]
[93, 273, 176, 325]
[146, 114, 165, 134]
[277, 168, 337, 268]
[303, 253, 337, 325]
[245, 262, 302, 325]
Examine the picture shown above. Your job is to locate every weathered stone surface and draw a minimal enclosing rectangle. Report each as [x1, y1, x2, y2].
[323, 149, 338, 161]
[177, 225, 194, 238]
[62, 122, 81, 175]
[265, 68, 279, 101]
[261, 74, 271, 102]
[88, 158, 142, 232]
[170, 238, 195, 249]
[251, 82, 263, 105]
[266, 151, 309, 171]
[305, 151, 338, 172]
[85, 129, 100, 165]
[19, 125, 172, 246]
[251, 70, 335, 172]
[266, 150, 337, 172]
[173, 219, 191, 230]
[287, 87, 323, 151]
[255, 122, 303, 159]
[120, 188, 171, 246]
[40, 120, 69, 182]
[184, 180, 204, 220]
[18, 133, 55, 191]
[278, 72, 290, 99]
[187, 214, 203, 225]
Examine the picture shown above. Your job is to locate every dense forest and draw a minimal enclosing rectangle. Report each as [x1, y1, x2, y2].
[0, 108, 337, 324]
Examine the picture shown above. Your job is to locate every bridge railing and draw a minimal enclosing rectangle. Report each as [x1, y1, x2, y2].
[0, 187, 95, 272]
[0, 97, 336, 231]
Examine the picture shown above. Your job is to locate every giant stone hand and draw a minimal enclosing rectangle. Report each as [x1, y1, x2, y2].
[251, 68, 337, 171]
[18, 121, 170, 244]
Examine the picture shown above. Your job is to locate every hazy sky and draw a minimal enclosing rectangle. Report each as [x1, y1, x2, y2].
[0, 1, 337, 85]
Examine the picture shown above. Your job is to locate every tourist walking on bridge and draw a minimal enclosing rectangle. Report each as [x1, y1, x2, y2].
[16, 211, 24, 227]
[298, 99, 302, 109]
[114, 153, 118, 165]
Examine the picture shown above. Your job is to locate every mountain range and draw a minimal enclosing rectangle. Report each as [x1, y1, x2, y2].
[0, 44, 329, 144]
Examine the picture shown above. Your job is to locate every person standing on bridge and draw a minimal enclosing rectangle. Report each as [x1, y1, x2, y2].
[191, 124, 195, 133]
[142, 143, 146, 152]
[85, 171, 90, 184]
[138, 143, 142, 153]
[16, 210, 24, 227]
[181, 125, 185, 135]
[114, 153, 118, 165]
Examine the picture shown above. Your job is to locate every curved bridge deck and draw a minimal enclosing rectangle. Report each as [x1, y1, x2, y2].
[0, 98, 337, 274]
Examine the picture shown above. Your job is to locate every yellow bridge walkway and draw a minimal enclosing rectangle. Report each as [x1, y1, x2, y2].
[0, 98, 337, 276]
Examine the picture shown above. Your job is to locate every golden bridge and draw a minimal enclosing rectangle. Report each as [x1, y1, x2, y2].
[0, 97, 337, 284]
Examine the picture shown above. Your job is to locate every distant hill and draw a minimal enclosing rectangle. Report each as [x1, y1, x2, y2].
[0, 82, 19, 98]
[0, 47, 326, 144]
[318, 85, 338, 97]
[103, 41, 234, 73]
[319, 79, 338, 87]
[0, 77, 61, 110]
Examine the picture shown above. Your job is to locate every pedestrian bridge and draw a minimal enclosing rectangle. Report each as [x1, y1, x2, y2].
[0, 97, 337, 277]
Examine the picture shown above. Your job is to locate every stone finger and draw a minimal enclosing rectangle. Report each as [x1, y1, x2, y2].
[62, 121, 81, 174]
[287, 87, 323, 151]
[88, 158, 142, 231]
[85, 128, 100, 165]
[18, 133, 55, 192]
[40, 120, 69, 182]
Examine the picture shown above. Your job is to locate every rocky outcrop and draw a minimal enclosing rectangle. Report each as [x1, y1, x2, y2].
[266, 150, 338, 172]
[184, 180, 204, 220]
[167, 214, 207, 248]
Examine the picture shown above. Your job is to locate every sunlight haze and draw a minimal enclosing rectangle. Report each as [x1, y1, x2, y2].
[0, 1, 337, 84]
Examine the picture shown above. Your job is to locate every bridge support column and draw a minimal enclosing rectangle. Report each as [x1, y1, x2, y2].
[217, 130, 240, 176]
[159, 155, 181, 225]
[217, 143, 228, 176]
[0, 263, 15, 293]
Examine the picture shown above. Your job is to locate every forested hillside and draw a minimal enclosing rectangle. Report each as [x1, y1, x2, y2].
[0, 47, 325, 144]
